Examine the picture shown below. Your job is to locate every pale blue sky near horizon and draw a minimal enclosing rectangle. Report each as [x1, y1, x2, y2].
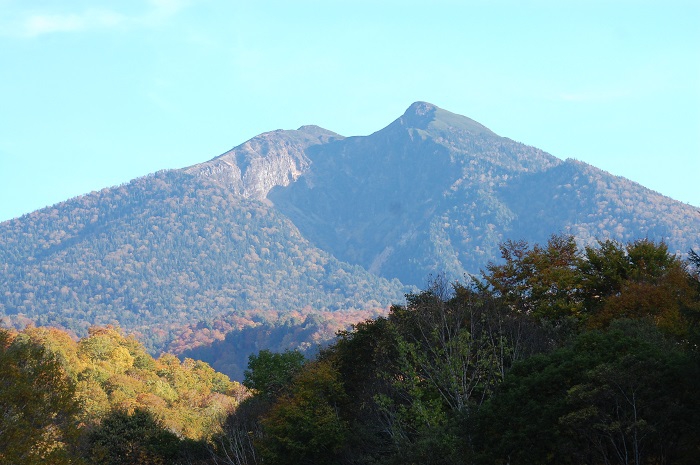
[1, 0, 699, 223]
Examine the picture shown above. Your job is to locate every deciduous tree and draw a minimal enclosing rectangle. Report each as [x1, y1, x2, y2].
[0, 329, 82, 465]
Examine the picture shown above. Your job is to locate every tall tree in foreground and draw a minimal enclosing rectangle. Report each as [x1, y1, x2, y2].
[243, 349, 306, 400]
[480, 234, 583, 321]
[86, 408, 196, 465]
[0, 328, 83, 465]
[581, 239, 699, 337]
[482, 234, 700, 341]
[210, 349, 307, 465]
[473, 320, 700, 465]
[212, 235, 700, 465]
[259, 359, 349, 465]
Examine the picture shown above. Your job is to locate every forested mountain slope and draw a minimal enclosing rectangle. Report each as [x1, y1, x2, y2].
[0, 170, 406, 352]
[500, 158, 700, 250]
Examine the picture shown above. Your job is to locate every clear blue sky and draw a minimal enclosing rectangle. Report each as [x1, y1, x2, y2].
[1, 0, 699, 222]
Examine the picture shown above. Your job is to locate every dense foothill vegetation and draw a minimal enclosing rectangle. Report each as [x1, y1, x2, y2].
[178, 306, 387, 380]
[0, 325, 244, 464]
[2, 234, 699, 464]
[214, 235, 700, 465]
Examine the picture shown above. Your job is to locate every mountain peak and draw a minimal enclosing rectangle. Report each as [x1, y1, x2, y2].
[398, 101, 495, 136]
[407, 101, 438, 115]
[399, 101, 439, 128]
[296, 125, 344, 141]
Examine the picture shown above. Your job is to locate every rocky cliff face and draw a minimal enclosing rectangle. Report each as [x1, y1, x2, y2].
[184, 125, 343, 200]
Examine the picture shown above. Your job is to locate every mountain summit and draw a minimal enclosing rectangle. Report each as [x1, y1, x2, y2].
[177, 101, 698, 285]
[184, 125, 343, 200]
[1, 102, 699, 351]
[396, 101, 495, 136]
[268, 103, 556, 283]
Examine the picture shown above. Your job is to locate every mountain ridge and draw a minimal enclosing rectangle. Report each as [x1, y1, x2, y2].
[267, 102, 571, 283]
[183, 125, 344, 200]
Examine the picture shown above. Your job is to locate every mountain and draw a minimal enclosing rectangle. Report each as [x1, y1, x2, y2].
[268, 102, 700, 284]
[1, 101, 699, 359]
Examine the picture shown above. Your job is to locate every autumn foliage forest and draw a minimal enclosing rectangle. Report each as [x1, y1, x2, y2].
[2, 234, 700, 464]
[0, 170, 407, 354]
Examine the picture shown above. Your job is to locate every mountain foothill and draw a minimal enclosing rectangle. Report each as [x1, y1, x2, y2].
[1, 101, 698, 377]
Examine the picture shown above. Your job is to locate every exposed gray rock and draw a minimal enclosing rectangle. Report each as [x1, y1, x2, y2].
[184, 125, 343, 200]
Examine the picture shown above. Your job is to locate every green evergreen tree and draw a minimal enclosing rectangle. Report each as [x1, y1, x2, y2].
[86, 408, 182, 465]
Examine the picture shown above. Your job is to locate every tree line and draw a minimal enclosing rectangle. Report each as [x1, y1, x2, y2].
[0, 325, 244, 464]
[215, 235, 700, 465]
[2, 234, 699, 464]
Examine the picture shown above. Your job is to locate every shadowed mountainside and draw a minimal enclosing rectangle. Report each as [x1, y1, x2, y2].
[268, 102, 700, 284]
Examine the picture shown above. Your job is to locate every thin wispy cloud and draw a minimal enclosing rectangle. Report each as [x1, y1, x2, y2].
[3, 0, 190, 38]
[22, 9, 126, 37]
